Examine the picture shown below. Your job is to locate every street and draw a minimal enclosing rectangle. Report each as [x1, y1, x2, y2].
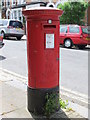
[0, 38, 28, 77]
[0, 38, 89, 96]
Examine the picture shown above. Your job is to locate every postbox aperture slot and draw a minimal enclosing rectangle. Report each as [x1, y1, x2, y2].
[44, 25, 56, 29]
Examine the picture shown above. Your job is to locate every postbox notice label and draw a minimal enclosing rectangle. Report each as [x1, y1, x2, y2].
[46, 34, 54, 49]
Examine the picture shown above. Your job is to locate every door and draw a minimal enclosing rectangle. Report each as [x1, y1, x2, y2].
[68, 25, 81, 44]
[60, 25, 68, 44]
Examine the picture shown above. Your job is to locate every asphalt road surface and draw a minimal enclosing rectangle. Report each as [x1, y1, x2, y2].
[0, 38, 89, 95]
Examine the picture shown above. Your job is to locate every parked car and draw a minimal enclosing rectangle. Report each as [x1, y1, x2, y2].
[0, 33, 4, 48]
[0, 19, 24, 40]
[59, 24, 90, 49]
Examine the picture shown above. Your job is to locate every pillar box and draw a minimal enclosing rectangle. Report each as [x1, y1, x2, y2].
[23, 7, 63, 114]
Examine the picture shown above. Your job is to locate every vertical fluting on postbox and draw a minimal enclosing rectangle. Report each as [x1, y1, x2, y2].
[23, 8, 63, 115]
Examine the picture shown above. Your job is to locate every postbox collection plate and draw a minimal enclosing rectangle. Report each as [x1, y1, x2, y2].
[46, 34, 54, 49]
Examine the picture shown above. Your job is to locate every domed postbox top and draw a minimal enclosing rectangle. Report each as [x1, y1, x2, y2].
[22, 7, 63, 20]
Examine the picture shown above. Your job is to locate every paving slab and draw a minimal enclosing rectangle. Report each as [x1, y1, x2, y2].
[1, 80, 86, 119]
[0, 69, 88, 119]
[1, 82, 26, 113]
[4, 107, 32, 118]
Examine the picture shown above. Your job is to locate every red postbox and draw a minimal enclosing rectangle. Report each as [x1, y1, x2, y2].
[23, 7, 63, 114]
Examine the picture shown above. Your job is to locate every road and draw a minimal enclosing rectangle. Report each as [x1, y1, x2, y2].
[0, 38, 28, 77]
[60, 47, 88, 95]
[0, 38, 89, 95]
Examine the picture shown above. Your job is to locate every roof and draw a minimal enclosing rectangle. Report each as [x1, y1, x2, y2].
[11, 2, 47, 9]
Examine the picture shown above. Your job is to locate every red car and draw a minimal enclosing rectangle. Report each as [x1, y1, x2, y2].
[59, 25, 90, 49]
[0, 33, 4, 48]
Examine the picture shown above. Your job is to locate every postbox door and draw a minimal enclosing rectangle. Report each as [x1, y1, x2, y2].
[44, 32, 59, 88]
[35, 22, 60, 88]
[27, 20, 60, 89]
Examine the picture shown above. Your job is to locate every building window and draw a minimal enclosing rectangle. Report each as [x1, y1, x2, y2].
[12, 0, 16, 6]
[17, 0, 26, 4]
[6, 0, 10, 7]
[7, 11, 10, 19]
[6, 9, 11, 19]
[17, 0, 21, 4]
[2, 0, 5, 7]
[14, 11, 17, 19]
[22, 0, 26, 3]
[8, 0, 10, 6]
[18, 10, 21, 20]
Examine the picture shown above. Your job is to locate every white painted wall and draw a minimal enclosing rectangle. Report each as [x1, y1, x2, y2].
[0, 12, 1, 19]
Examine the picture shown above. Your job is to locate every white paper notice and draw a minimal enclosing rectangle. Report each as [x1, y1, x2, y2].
[46, 34, 54, 49]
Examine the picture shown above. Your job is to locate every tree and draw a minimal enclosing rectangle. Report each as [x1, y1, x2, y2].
[58, 1, 88, 25]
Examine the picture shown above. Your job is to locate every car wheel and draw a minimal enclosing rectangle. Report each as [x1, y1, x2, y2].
[64, 39, 72, 48]
[17, 37, 22, 40]
[77, 45, 86, 49]
[1, 31, 5, 39]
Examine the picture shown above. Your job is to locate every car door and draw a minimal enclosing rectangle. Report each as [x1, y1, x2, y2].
[68, 25, 81, 44]
[60, 25, 68, 44]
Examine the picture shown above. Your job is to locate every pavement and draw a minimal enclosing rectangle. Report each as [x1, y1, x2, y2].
[0, 68, 89, 119]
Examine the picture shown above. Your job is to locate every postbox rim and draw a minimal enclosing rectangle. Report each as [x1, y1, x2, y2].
[24, 7, 60, 11]
[22, 7, 63, 18]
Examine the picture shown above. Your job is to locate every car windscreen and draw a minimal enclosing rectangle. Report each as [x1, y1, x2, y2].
[82, 27, 90, 34]
[60, 25, 68, 33]
[9, 21, 23, 28]
[0, 20, 8, 26]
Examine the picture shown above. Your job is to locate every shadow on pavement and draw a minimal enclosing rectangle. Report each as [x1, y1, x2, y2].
[31, 109, 69, 120]
[83, 47, 90, 51]
[60, 45, 90, 51]
[0, 55, 6, 61]
[4, 37, 26, 41]
[4, 37, 16, 41]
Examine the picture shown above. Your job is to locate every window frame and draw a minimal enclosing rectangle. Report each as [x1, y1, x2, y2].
[12, 0, 17, 6]
[6, 0, 10, 7]
[60, 25, 68, 33]
[2, 0, 5, 7]
[69, 26, 80, 33]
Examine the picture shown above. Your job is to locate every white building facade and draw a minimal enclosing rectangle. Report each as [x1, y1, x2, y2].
[5, 0, 26, 22]
[6, 7, 23, 22]
[1, 0, 68, 22]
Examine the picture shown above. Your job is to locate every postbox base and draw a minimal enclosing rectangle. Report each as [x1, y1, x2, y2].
[27, 86, 60, 115]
